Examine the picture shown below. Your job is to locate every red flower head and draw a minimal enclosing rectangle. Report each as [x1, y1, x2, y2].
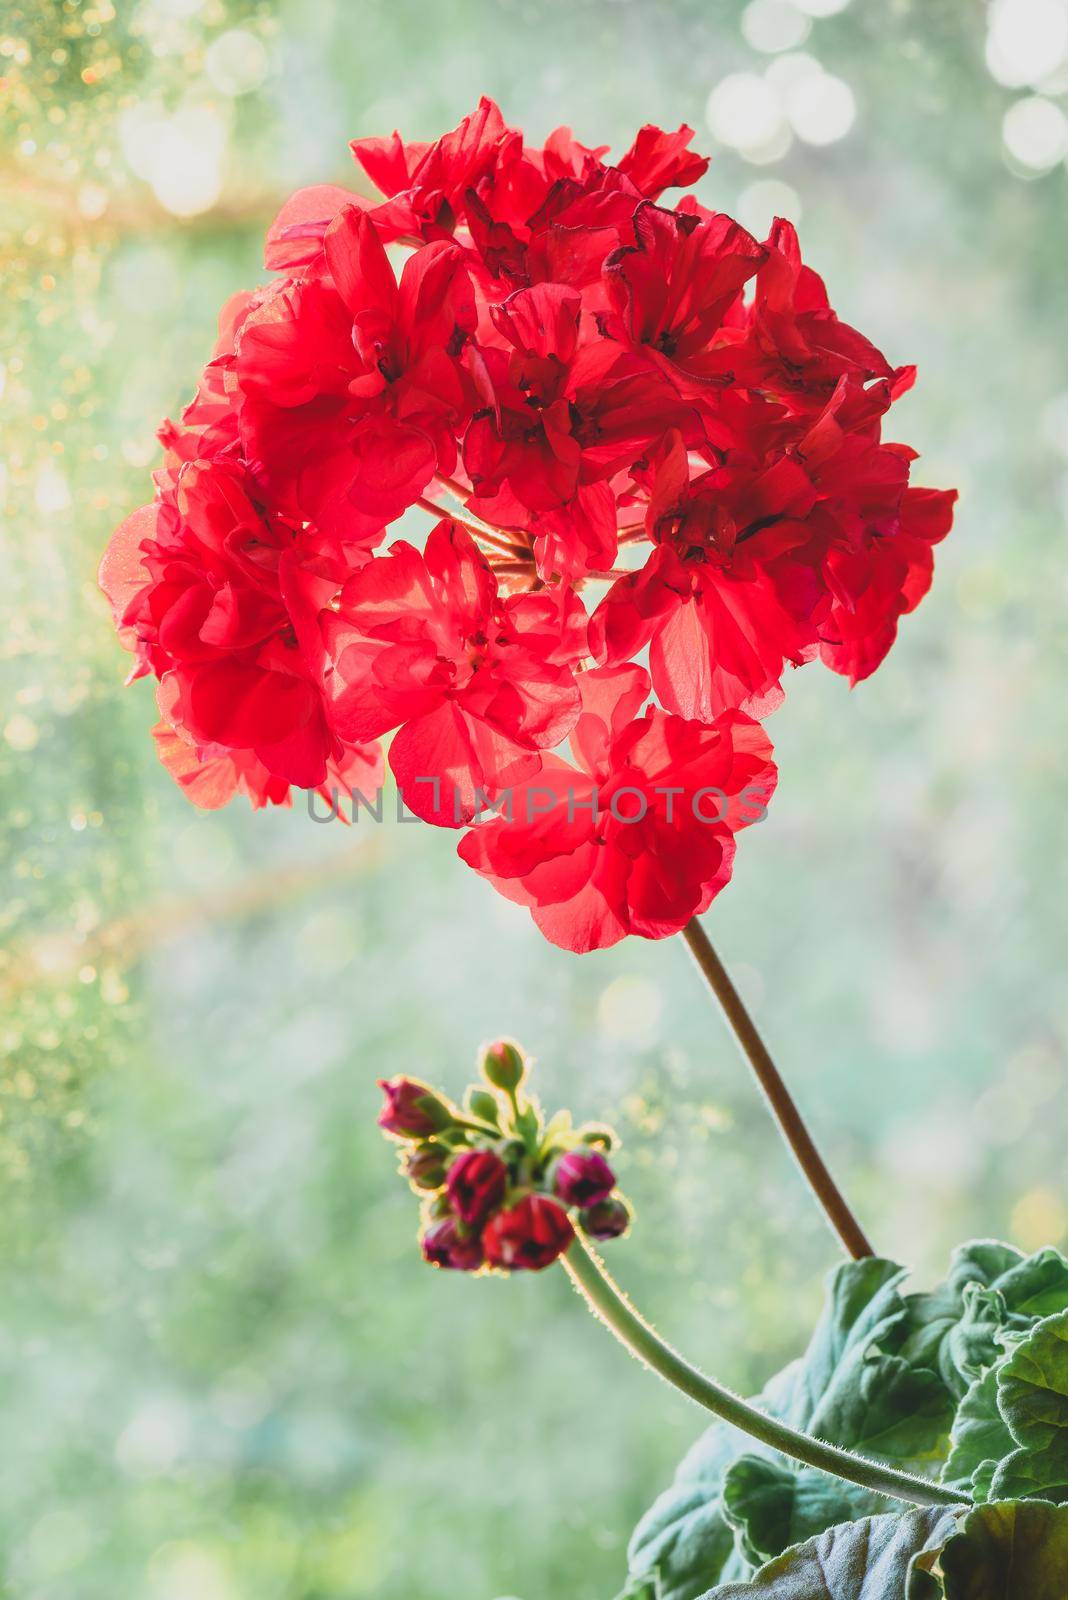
[236, 206, 476, 542]
[552, 1148, 616, 1208]
[483, 1194, 575, 1271]
[459, 664, 777, 952]
[446, 1148, 509, 1224]
[103, 97, 956, 944]
[422, 1217, 485, 1272]
[326, 518, 585, 826]
[377, 1076, 453, 1139]
[380, 1045, 631, 1274]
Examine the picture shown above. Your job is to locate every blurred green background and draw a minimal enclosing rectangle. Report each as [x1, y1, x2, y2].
[2, 1, 1067, 1595]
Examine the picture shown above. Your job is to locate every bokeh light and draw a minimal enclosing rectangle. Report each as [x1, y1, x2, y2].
[793, 0, 852, 15]
[741, 0, 812, 54]
[985, 0, 1068, 88]
[783, 67, 856, 144]
[1002, 93, 1068, 169]
[705, 71, 791, 161]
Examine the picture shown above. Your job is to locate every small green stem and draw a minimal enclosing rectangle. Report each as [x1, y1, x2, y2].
[562, 1234, 963, 1511]
[451, 1115, 501, 1137]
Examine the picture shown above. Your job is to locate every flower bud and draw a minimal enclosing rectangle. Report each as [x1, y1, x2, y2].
[403, 1144, 447, 1191]
[551, 1148, 616, 1208]
[579, 1195, 632, 1241]
[480, 1039, 526, 1093]
[377, 1076, 453, 1139]
[422, 1217, 484, 1272]
[446, 1148, 508, 1225]
[483, 1195, 574, 1271]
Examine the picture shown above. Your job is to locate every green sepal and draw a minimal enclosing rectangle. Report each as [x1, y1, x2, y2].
[466, 1088, 502, 1126]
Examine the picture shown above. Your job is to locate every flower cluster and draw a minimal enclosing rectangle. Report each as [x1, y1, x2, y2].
[378, 1039, 631, 1273]
[101, 97, 956, 950]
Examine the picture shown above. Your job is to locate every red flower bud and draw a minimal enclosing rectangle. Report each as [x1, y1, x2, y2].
[446, 1148, 508, 1224]
[483, 1195, 574, 1271]
[377, 1076, 451, 1138]
[404, 1144, 448, 1190]
[551, 1148, 616, 1207]
[579, 1196, 632, 1240]
[422, 1217, 484, 1272]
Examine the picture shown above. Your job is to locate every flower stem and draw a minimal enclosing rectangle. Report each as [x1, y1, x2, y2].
[562, 1234, 961, 1510]
[681, 918, 874, 1261]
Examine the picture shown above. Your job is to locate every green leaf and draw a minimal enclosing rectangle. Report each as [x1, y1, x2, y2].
[775, 1258, 954, 1464]
[701, 1506, 961, 1599]
[938, 1499, 1068, 1598]
[627, 1364, 801, 1600]
[989, 1309, 1068, 1502]
[897, 1244, 1068, 1399]
[626, 1259, 950, 1597]
[940, 1367, 1014, 1502]
[624, 1245, 1068, 1598]
[721, 1455, 888, 1570]
[614, 1576, 662, 1600]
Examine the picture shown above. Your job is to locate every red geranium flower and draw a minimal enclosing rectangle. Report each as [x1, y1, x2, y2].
[729, 218, 907, 413]
[326, 518, 585, 826]
[482, 1194, 575, 1271]
[235, 205, 477, 542]
[463, 281, 689, 518]
[603, 200, 766, 389]
[102, 97, 957, 941]
[446, 1149, 509, 1224]
[590, 429, 820, 718]
[552, 1148, 616, 1207]
[99, 455, 380, 801]
[458, 664, 777, 952]
[422, 1217, 485, 1272]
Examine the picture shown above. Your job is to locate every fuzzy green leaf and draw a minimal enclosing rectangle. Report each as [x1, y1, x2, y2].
[624, 1245, 1068, 1599]
[897, 1244, 1068, 1399]
[701, 1506, 961, 1599]
[938, 1499, 1068, 1598]
[626, 1365, 799, 1600]
[626, 1259, 949, 1598]
[989, 1310, 1068, 1502]
[721, 1455, 888, 1570]
[940, 1368, 1014, 1501]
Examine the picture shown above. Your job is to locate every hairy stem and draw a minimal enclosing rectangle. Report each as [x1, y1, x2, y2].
[681, 918, 875, 1261]
[563, 1234, 961, 1509]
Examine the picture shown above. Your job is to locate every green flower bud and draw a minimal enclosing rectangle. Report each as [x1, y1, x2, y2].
[480, 1038, 527, 1093]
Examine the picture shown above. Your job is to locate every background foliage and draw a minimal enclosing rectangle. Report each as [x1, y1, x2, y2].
[2, 1, 1067, 1596]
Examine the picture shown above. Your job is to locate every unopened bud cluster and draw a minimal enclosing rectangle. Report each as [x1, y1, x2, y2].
[377, 1040, 632, 1273]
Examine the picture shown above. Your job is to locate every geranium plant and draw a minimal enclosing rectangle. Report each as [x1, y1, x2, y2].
[101, 99, 1068, 1596]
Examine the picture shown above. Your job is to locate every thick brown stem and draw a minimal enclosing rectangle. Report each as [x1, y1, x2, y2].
[681, 918, 875, 1260]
